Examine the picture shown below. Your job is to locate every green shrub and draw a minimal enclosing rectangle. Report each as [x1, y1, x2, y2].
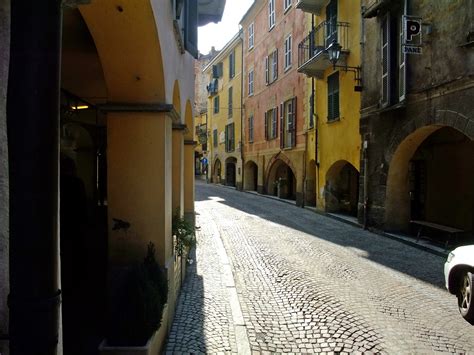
[106, 243, 168, 346]
[172, 209, 196, 256]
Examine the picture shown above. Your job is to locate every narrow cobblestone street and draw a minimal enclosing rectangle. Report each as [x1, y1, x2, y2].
[165, 180, 474, 354]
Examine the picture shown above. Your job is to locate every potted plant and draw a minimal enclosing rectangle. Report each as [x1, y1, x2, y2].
[99, 243, 169, 355]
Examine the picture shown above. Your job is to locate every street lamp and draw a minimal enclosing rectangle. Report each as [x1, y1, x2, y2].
[327, 40, 362, 92]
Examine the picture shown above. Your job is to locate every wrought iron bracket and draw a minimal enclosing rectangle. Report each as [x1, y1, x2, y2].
[333, 64, 363, 92]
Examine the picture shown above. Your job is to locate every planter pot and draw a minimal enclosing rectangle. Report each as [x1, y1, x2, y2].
[99, 305, 169, 355]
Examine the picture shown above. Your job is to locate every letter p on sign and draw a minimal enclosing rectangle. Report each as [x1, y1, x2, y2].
[406, 20, 421, 41]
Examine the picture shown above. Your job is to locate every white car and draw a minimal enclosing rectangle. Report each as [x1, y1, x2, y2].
[444, 245, 474, 324]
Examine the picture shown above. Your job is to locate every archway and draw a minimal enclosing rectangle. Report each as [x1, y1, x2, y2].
[213, 158, 222, 184]
[306, 160, 317, 206]
[225, 157, 237, 187]
[386, 126, 474, 233]
[325, 160, 359, 216]
[267, 159, 296, 200]
[244, 160, 258, 191]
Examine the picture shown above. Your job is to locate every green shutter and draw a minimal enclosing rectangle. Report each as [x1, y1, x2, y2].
[292, 97, 297, 147]
[184, 0, 198, 58]
[381, 14, 390, 107]
[264, 111, 268, 140]
[280, 103, 284, 148]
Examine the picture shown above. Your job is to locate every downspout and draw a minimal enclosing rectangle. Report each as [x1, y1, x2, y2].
[240, 29, 245, 191]
[205, 111, 209, 183]
[311, 14, 319, 208]
[361, 5, 368, 229]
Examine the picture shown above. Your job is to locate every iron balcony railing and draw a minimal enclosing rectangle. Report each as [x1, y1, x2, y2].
[298, 21, 350, 69]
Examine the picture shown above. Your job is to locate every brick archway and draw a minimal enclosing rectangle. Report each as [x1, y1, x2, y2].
[385, 110, 473, 164]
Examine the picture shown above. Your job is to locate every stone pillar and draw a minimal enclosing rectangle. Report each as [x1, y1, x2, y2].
[0, 1, 9, 353]
[7, 0, 62, 353]
[107, 113, 172, 267]
[295, 165, 305, 207]
[183, 141, 195, 223]
[172, 129, 184, 217]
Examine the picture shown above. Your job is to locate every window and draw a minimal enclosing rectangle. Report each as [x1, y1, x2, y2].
[265, 49, 278, 85]
[248, 70, 254, 96]
[280, 98, 297, 148]
[213, 96, 219, 113]
[228, 87, 233, 117]
[284, 35, 292, 70]
[248, 115, 254, 143]
[284, 0, 292, 12]
[229, 50, 235, 79]
[212, 62, 223, 78]
[225, 123, 235, 152]
[213, 129, 218, 147]
[268, 0, 275, 29]
[327, 72, 339, 121]
[381, 11, 406, 107]
[325, 0, 338, 47]
[248, 23, 254, 49]
[264, 107, 278, 140]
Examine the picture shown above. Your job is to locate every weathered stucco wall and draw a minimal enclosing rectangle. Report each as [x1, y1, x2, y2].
[0, 0, 9, 348]
[359, 0, 474, 229]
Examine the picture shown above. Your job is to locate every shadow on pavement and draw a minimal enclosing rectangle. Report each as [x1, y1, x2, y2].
[195, 180, 446, 289]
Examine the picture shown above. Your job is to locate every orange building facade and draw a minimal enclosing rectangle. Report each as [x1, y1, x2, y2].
[241, 0, 309, 206]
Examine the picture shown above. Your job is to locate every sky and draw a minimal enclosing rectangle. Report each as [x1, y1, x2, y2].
[198, 0, 255, 54]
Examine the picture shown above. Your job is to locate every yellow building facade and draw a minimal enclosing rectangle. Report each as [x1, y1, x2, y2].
[297, 0, 361, 216]
[205, 31, 244, 189]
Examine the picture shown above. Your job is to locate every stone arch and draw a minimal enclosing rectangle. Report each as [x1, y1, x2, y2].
[385, 111, 474, 164]
[266, 158, 297, 200]
[244, 160, 259, 191]
[385, 125, 474, 232]
[79, 0, 166, 102]
[325, 160, 359, 215]
[265, 152, 297, 183]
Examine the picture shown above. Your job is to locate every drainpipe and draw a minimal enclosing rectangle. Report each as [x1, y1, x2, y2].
[363, 138, 369, 229]
[240, 30, 244, 191]
[311, 15, 319, 209]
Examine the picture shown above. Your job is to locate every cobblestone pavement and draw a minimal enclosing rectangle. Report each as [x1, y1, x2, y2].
[166, 181, 474, 354]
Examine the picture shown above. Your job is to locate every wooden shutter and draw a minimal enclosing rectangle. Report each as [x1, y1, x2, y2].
[274, 49, 278, 81]
[229, 51, 235, 78]
[328, 75, 333, 121]
[265, 56, 269, 85]
[328, 73, 339, 121]
[291, 97, 297, 147]
[225, 125, 228, 152]
[264, 111, 268, 140]
[399, 9, 406, 102]
[381, 14, 390, 107]
[184, 0, 198, 58]
[279, 103, 284, 148]
[212, 65, 218, 78]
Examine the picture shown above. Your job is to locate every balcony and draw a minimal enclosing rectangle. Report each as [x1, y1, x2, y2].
[298, 21, 350, 78]
[295, 0, 328, 14]
[207, 79, 218, 96]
